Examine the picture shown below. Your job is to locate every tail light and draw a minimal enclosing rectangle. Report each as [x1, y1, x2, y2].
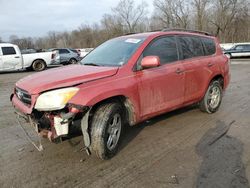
[77, 49, 81, 56]
[51, 51, 55, 59]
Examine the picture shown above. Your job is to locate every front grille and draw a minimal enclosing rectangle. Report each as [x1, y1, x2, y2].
[15, 87, 31, 105]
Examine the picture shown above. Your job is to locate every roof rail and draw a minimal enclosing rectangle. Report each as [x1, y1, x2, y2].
[124, 32, 137, 35]
[162, 28, 213, 36]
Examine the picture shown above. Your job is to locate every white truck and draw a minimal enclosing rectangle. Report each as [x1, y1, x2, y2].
[0, 43, 60, 72]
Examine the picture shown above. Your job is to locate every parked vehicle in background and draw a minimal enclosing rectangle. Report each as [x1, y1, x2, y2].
[53, 48, 81, 65]
[11, 29, 230, 160]
[0, 43, 60, 72]
[223, 43, 250, 58]
[77, 48, 94, 58]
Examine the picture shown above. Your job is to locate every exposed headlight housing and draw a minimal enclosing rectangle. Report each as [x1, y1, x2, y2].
[35, 87, 79, 111]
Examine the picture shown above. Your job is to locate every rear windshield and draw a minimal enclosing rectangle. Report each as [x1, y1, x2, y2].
[81, 37, 146, 67]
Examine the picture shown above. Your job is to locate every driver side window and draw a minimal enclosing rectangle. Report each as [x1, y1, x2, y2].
[143, 36, 179, 65]
[235, 45, 244, 50]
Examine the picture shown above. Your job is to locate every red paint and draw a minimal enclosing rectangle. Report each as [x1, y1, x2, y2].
[12, 31, 230, 125]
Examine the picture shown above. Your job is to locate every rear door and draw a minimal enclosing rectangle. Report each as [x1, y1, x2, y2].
[136, 36, 185, 118]
[178, 36, 217, 103]
[1, 46, 22, 70]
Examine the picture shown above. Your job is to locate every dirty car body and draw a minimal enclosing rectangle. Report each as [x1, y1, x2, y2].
[11, 30, 230, 159]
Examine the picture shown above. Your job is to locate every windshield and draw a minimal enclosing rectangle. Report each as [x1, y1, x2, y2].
[81, 37, 145, 66]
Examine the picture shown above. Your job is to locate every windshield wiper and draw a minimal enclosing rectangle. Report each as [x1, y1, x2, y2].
[83, 62, 100, 66]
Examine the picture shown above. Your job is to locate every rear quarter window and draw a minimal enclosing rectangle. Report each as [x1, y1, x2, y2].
[2, 47, 16, 55]
[58, 49, 70, 54]
[70, 49, 78, 53]
[201, 37, 216, 55]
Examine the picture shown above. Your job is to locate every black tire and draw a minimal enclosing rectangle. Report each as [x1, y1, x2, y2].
[32, 60, 46, 71]
[69, 58, 77, 64]
[199, 80, 223, 113]
[90, 102, 124, 160]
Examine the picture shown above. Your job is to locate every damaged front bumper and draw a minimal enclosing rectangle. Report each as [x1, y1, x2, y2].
[12, 91, 92, 154]
[15, 109, 44, 151]
[14, 104, 91, 154]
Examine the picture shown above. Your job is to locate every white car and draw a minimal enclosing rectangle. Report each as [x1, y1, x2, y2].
[223, 43, 250, 58]
[0, 43, 60, 72]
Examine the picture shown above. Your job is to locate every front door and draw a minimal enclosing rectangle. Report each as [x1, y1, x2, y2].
[136, 36, 185, 118]
[1, 46, 22, 70]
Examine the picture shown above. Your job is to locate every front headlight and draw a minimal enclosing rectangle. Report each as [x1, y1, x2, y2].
[35, 87, 79, 111]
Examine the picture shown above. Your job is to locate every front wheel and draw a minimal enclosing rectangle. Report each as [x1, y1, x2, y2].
[69, 58, 77, 64]
[90, 102, 124, 160]
[199, 80, 223, 113]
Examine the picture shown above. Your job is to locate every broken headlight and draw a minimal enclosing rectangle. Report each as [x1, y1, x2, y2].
[35, 87, 79, 111]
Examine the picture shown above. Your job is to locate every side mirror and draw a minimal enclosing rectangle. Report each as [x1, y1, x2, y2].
[141, 56, 160, 69]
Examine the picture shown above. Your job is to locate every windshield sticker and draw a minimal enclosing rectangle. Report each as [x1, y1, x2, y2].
[125, 38, 141, 44]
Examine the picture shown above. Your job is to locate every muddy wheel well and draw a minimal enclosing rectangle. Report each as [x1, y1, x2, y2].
[89, 95, 136, 126]
[211, 75, 224, 89]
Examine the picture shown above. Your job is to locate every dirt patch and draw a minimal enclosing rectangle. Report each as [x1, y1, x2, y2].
[1, 64, 250, 187]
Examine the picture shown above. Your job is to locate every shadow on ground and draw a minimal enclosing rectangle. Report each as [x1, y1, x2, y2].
[196, 120, 249, 188]
[65, 105, 197, 157]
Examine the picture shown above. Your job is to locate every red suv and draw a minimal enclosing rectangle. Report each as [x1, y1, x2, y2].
[11, 29, 230, 159]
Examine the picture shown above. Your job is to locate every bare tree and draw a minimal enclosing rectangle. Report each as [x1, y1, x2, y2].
[47, 31, 58, 48]
[192, 0, 211, 30]
[6, 0, 250, 49]
[0, 37, 3, 43]
[209, 0, 248, 41]
[112, 0, 148, 33]
[154, 0, 191, 29]
[101, 14, 124, 37]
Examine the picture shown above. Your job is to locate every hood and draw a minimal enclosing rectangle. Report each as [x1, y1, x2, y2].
[16, 65, 118, 94]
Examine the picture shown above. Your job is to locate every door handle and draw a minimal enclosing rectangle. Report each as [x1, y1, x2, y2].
[207, 62, 214, 67]
[14, 56, 20, 58]
[175, 68, 184, 74]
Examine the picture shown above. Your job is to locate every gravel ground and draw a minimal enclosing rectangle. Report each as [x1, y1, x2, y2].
[0, 61, 250, 188]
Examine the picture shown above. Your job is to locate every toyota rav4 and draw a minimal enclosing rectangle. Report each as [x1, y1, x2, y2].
[11, 29, 230, 159]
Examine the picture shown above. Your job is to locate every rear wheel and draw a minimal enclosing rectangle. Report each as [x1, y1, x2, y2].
[199, 80, 223, 113]
[32, 60, 46, 71]
[90, 102, 124, 160]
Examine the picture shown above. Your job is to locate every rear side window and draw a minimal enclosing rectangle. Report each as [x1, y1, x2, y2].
[143, 36, 178, 64]
[70, 49, 78, 53]
[235, 45, 244, 50]
[201, 37, 216, 55]
[58, 49, 70, 54]
[2, 47, 16, 55]
[178, 36, 204, 59]
[245, 45, 250, 50]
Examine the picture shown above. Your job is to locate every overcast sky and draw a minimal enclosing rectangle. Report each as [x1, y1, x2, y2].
[0, 0, 153, 41]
